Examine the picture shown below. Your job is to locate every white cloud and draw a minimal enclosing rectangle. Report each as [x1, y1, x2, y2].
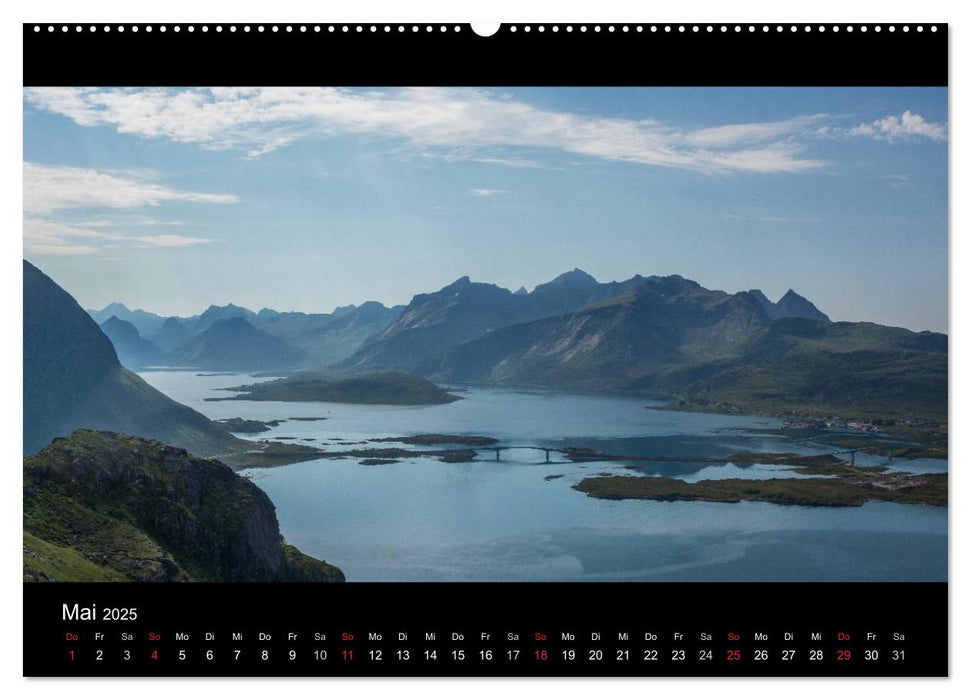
[23, 218, 215, 257]
[24, 162, 238, 215]
[24, 87, 828, 174]
[468, 188, 506, 197]
[844, 111, 946, 143]
[22, 163, 229, 256]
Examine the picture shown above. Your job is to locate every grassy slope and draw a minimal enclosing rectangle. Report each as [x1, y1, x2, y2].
[24, 429, 344, 582]
[23, 531, 127, 582]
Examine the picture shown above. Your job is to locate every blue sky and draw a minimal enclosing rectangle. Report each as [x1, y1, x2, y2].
[23, 87, 947, 332]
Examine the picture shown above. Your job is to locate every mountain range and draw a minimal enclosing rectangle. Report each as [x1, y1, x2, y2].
[79, 266, 945, 418]
[414, 275, 946, 418]
[86, 299, 404, 372]
[170, 316, 307, 371]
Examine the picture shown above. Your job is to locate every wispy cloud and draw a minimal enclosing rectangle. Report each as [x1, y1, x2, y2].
[23, 162, 232, 256]
[469, 156, 548, 169]
[23, 218, 215, 257]
[881, 174, 911, 190]
[24, 87, 831, 174]
[468, 188, 506, 197]
[684, 115, 828, 148]
[24, 162, 238, 215]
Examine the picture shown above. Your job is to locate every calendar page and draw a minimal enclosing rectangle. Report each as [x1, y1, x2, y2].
[21, 22, 948, 677]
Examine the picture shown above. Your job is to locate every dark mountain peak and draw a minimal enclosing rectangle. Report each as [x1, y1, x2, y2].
[443, 275, 472, 291]
[174, 315, 305, 371]
[427, 276, 513, 301]
[150, 316, 191, 353]
[205, 302, 249, 314]
[641, 274, 702, 297]
[257, 307, 280, 319]
[736, 290, 774, 318]
[100, 315, 166, 369]
[86, 301, 167, 336]
[331, 304, 357, 318]
[746, 289, 774, 310]
[101, 315, 140, 336]
[97, 301, 131, 314]
[535, 268, 598, 292]
[357, 300, 388, 312]
[194, 303, 257, 333]
[513, 286, 528, 296]
[207, 315, 256, 333]
[775, 289, 830, 322]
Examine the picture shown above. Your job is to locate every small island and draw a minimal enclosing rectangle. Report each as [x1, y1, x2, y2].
[216, 417, 286, 433]
[573, 460, 946, 508]
[209, 371, 461, 406]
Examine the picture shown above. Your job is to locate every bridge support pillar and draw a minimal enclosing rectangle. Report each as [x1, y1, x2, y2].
[545, 449, 550, 463]
[496, 448, 501, 461]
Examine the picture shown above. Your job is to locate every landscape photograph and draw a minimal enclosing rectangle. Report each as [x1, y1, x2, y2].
[22, 86, 947, 583]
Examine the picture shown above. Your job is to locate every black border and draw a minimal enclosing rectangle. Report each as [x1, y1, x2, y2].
[22, 21, 949, 679]
[24, 23, 947, 87]
[26, 582, 948, 676]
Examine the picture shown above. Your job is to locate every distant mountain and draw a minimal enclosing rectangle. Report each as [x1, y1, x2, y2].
[746, 288, 830, 322]
[419, 275, 756, 388]
[172, 317, 306, 371]
[87, 302, 167, 336]
[526, 269, 647, 320]
[149, 316, 192, 353]
[513, 286, 528, 296]
[192, 303, 259, 334]
[296, 302, 404, 367]
[774, 289, 830, 322]
[23, 429, 343, 582]
[747, 289, 776, 316]
[254, 310, 335, 343]
[345, 276, 526, 369]
[345, 270, 648, 371]
[331, 304, 357, 319]
[100, 316, 168, 369]
[23, 260, 241, 457]
[418, 276, 946, 419]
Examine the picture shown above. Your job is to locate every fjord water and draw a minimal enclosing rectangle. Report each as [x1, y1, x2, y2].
[141, 370, 947, 583]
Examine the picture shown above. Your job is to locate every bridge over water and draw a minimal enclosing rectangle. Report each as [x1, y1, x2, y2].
[485, 445, 872, 466]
